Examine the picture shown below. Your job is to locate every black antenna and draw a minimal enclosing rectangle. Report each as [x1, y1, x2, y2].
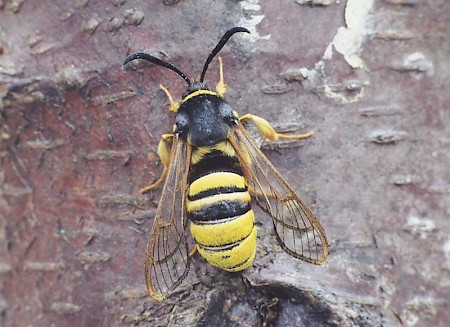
[123, 52, 191, 86]
[199, 27, 250, 83]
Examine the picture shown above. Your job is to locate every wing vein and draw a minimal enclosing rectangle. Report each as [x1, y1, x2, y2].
[229, 124, 329, 265]
[144, 137, 194, 301]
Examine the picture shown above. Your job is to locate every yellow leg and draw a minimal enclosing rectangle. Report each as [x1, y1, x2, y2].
[140, 134, 174, 194]
[239, 114, 313, 141]
[188, 244, 198, 257]
[248, 184, 277, 199]
[160, 84, 180, 113]
[215, 57, 229, 97]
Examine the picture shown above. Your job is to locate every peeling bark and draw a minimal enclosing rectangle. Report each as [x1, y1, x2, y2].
[1, 0, 449, 326]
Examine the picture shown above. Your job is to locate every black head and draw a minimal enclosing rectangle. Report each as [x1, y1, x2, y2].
[123, 27, 250, 99]
[182, 81, 209, 99]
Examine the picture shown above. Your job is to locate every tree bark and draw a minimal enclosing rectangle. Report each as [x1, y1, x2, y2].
[1, 0, 449, 326]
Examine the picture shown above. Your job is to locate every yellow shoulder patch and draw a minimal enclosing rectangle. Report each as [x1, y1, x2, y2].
[182, 90, 218, 104]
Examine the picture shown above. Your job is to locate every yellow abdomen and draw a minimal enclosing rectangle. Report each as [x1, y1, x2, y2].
[187, 169, 257, 271]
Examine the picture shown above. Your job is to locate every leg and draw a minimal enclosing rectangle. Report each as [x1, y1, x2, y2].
[215, 57, 229, 97]
[188, 244, 198, 257]
[239, 114, 314, 141]
[140, 134, 174, 194]
[160, 84, 180, 113]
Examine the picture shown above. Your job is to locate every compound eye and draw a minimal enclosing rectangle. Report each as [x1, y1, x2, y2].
[175, 112, 189, 134]
[218, 102, 236, 125]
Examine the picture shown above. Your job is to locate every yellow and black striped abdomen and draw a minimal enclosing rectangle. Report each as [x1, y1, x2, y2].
[187, 149, 257, 272]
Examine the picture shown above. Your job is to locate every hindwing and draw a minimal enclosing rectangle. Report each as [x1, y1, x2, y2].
[144, 136, 194, 301]
[230, 123, 329, 264]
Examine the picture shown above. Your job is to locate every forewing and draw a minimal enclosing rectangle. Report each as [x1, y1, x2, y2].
[231, 124, 328, 264]
[144, 136, 193, 301]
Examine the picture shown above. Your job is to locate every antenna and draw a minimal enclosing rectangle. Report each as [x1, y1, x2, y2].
[123, 52, 191, 85]
[123, 27, 250, 86]
[199, 27, 250, 82]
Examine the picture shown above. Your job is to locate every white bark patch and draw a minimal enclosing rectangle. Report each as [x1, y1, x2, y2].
[324, 0, 374, 69]
[238, 0, 271, 43]
[403, 216, 437, 239]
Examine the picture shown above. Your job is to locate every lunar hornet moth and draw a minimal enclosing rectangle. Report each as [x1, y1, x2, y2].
[123, 27, 328, 301]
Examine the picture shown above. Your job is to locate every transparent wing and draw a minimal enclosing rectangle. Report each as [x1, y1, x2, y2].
[230, 124, 328, 264]
[144, 136, 193, 301]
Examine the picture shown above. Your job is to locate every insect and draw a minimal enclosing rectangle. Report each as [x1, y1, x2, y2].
[124, 27, 328, 301]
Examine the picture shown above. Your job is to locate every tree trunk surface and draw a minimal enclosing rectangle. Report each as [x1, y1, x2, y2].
[1, 0, 449, 326]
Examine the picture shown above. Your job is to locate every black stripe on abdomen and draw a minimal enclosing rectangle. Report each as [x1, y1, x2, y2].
[188, 150, 244, 185]
[188, 200, 251, 222]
